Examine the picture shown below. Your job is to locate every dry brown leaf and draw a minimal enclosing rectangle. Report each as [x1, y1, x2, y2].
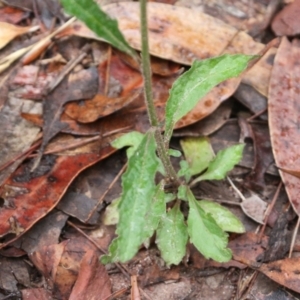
[69, 250, 111, 300]
[259, 257, 300, 293]
[0, 22, 38, 49]
[65, 2, 263, 65]
[240, 193, 268, 225]
[272, 0, 300, 36]
[268, 37, 300, 215]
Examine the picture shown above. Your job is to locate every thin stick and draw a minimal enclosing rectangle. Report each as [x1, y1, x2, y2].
[257, 181, 282, 243]
[289, 216, 300, 258]
[85, 162, 127, 222]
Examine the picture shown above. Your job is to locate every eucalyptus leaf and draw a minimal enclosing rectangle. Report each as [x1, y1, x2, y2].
[164, 54, 256, 143]
[61, 0, 138, 60]
[198, 200, 245, 233]
[180, 137, 214, 176]
[191, 144, 244, 185]
[101, 130, 160, 263]
[186, 187, 232, 262]
[156, 202, 188, 265]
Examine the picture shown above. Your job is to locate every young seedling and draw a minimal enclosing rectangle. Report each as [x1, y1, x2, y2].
[61, 0, 256, 265]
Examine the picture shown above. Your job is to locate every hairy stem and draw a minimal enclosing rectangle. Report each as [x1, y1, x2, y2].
[140, 0, 158, 127]
[140, 0, 179, 184]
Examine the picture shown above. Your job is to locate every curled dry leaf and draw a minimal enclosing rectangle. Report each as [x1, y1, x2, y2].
[268, 37, 300, 215]
[65, 90, 141, 123]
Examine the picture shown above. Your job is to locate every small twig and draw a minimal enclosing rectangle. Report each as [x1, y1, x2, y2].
[289, 215, 300, 258]
[257, 181, 282, 243]
[227, 176, 247, 202]
[45, 44, 90, 94]
[103, 287, 129, 300]
[104, 46, 112, 96]
[247, 107, 267, 122]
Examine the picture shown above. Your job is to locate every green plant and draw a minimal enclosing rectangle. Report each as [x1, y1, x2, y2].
[61, 0, 255, 265]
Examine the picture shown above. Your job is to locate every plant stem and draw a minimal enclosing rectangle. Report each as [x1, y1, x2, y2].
[140, 0, 179, 184]
[139, 0, 158, 127]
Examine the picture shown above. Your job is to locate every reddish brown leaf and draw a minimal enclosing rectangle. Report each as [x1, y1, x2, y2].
[272, 0, 300, 37]
[115, 49, 182, 76]
[259, 257, 300, 293]
[30, 237, 100, 300]
[30, 242, 66, 291]
[22, 288, 52, 300]
[66, 91, 141, 123]
[0, 6, 29, 24]
[173, 100, 232, 137]
[0, 139, 115, 246]
[268, 37, 300, 215]
[229, 232, 268, 267]
[67, 2, 263, 65]
[69, 249, 111, 300]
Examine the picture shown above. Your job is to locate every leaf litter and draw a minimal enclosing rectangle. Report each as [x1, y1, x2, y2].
[0, 0, 300, 299]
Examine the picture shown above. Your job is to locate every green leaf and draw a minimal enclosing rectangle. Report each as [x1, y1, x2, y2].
[156, 202, 188, 265]
[168, 149, 182, 157]
[101, 130, 160, 263]
[164, 54, 256, 143]
[111, 131, 144, 158]
[177, 160, 192, 182]
[143, 181, 167, 240]
[177, 184, 188, 201]
[165, 193, 176, 203]
[191, 144, 244, 185]
[61, 0, 138, 60]
[186, 187, 232, 262]
[198, 200, 245, 233]
[180, 137, 214, 176]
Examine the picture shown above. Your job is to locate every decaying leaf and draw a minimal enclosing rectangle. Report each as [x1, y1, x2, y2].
[102, 2, 264, 64]
[268, 37, 300, 215]
[240, 193, 268, 225]
[272, 0, 300, 37]
[259, 257, 300, 293]
[0, 138, 116, 246]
